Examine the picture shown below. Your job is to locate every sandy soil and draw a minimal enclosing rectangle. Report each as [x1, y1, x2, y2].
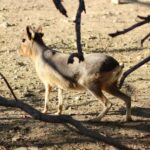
[0, 0, 150, 149]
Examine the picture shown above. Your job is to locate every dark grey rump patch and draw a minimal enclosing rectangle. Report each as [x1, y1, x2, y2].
[100, 56, 119, 72]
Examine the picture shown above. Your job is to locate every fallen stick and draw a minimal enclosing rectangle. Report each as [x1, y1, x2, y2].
[0, 96, 132, 150]
[0, 72, 18, 101]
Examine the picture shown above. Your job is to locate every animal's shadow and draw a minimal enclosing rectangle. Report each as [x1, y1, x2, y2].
[106, 106, 150, 119]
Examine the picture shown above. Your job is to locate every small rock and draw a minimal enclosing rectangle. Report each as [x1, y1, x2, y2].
[53, 145, 60, 149]
[14, 147, 27, 150]
[13, 86, 19, 90]
[113, 19, 117, 23]
[12, 135, 21, 142]
[75, 96, 81, 101]
[0, 22, 15, 28]
[111, 0, 120, 4]
[17, 62, 26, 67]
[0, 22, 9, 28]
[24, 92, 34, 97]
[28, 147, 38, 150]
[14, 75, 19, 80]
[14, 70, 18, 74]
[89, 36, 97, 40]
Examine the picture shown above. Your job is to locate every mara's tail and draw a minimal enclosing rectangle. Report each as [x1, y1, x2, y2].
[109, 63, 124, 84]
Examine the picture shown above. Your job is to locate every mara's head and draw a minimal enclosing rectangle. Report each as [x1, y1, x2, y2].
[18, 26, 44, 58]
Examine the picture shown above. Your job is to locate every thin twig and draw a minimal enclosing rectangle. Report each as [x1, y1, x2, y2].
[141, 32, 150, 46]
[68, 0, 86, 63]
[0, 72, 18, 101]
[52, 0, 68, 17]
[119, 55, 150, 89]
[109, 15, 150, 37]
[0, 96, 132, 150]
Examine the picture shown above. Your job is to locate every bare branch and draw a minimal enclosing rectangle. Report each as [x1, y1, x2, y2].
[119, 55, 150, 89]
[109, 15, 150, 37]
[52, 0, 68, 17]
[68, 0, 86, 64]
[108, 15, 150, 87]
[138, 15, 150, 20]
[141, 32, 150, 46]
[0, 96, 132, 150]
[0, 72, 18, 101]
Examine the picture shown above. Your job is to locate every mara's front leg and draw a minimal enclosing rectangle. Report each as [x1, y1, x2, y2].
[56, 88, 63, 115]
[43, 83, 52, 113]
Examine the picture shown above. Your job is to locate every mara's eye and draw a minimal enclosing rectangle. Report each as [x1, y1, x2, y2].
[22, 38, 26, 42]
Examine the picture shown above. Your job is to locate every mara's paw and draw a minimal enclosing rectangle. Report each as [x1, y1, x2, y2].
[55, 111, 62, 115]
[42, 109, 48, 114]
[126, 116, 133, 122]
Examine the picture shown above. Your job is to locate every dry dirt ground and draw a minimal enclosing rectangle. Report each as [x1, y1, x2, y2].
[0, 0, 150, 150]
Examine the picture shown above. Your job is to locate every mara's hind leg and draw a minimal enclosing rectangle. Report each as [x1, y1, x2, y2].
[56, 88, 63, 115]
[105, 84, 132, 121]
[43, 83, 52, 113]
[88, 85, 112, 121]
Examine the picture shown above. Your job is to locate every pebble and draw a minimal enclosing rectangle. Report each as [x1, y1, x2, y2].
[0, 22, 9, 28]
[23, 92, 34, 98]
[28, 147, 39, 150]
[75, 96, 81, 101]
[13, 75, 19, 80]
[0, 22, 15, 28]
[12, 135, 21, 142]
[14, 147, 27, 150]
[111, 0, 120, 4]
[17, 62, 26, 67]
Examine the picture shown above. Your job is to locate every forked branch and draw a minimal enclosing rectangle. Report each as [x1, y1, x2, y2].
[109, 15, 150, 87]
[109, 15, 150, 38]
[68, 0, 86, 63]
[0, 96, 132, 150]
[119, 55, 150, 89]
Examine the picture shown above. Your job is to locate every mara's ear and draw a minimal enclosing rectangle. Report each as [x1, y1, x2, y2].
[39, 33, 44, 38]
[37, 25, 42, 33]
[26, 26, 35, 40]
[37, 26, 44, 38]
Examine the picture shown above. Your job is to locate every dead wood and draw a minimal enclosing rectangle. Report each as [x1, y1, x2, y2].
[0, 72, 18, 101]
[119, 55, 150, 89]
[108, 15, 150, 87]
[141, 32, 150, 46]
[68, 0, 86, 63]
[0, 95, 132, 150]
[109, 15, 150, 39]
[52, 0, 68, 17]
